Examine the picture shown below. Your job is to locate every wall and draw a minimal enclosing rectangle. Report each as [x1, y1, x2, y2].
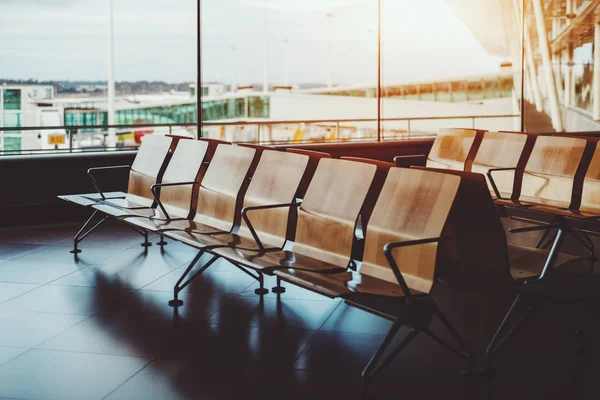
[0, 151, 136, 227]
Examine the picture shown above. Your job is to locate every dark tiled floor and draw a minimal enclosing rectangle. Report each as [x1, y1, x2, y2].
[0, 219, 598, 399]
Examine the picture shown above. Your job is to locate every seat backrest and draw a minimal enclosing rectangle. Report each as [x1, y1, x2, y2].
[126, 135, 173, 207]
[237, 151, 309, 248]
[579, 140, 600, 213]
[519, 135, 587, 208]
[360, 168, 460, 294]
[293, 158, 376, 268]
[471, 131, 531, 198]
[427, 128, 483, 172]
[157, 139, 209, 218]
[193, 144, 256, 232]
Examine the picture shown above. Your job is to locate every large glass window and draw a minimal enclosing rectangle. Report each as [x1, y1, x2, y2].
[9, 0, 600, 153]
[3, 90, 21, 111]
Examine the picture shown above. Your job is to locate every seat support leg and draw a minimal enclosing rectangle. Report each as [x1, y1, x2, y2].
[535, 227, 553, 249]
[255, 272, 269, 295]
[228, 262, 269, 295]
[271, 277, 286, 294]
[361, 319, 404, 394]
[71, 210, 109, 254]
[168, 250, 217, 307]
[156, 235, 168, 247]
[569, 229, 595, 260]
[429, 305, 473, 375]
[540, 230, 558, 250]
[119, 221, 152, 248]
[482, 293, 539, 377]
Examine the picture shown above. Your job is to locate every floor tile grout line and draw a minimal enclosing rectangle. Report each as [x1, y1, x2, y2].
[0, 244, 134, 306]
[3, 244, 50, 262]
[291, 300, 344, 364]
[28, 345, 150, 360]
[0, 348, 34, 370]
[0, 285, 44, 306]
[0, 237, 187, 308]
[99, 359, 156, 400]
[31, 313, 98, 351]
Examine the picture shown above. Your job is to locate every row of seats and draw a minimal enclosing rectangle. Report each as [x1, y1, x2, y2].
[60, 135, 475, 389]
[395, 127, 600, 219]
[397, 127, 600, 374]
[59, 133, 597, 388]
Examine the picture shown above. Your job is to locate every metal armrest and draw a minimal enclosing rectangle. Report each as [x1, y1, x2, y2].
[87, 165, 131, 200]
[486, 167, 518, 200]
[508, 223, 561, 234]
[393, 154, 427, 168]
[383, 237, 440, 302]
[150, 181, 200, 222]
[241, 201, 303, 251]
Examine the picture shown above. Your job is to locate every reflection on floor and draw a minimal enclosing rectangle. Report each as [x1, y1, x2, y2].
[0, 220, 598, 399]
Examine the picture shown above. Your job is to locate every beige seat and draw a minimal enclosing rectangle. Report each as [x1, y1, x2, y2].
[539, 139, 600, 218]
[412, 167, 594, 374]
[59, 134, 174, 208]
[211, 158, 377, 273]
[274, 167, 461, 298]
[270, 167, 472, 388]
[470, 131, 532, 199]
[163, 149, 309, 251]
[58, 134, 175, 253]
[496, 135, 587, 211]
[93, 139, 209, 220]
[426, 128, 483, 171]
[125, 143, 257, 234]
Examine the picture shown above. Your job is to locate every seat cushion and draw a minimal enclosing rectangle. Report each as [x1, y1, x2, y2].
[59, 192, 126, 207]
[508, 244, 581, 280]
[274, 268, 420, 299]
[92, 204, 157, 218]
[162, 230, 241, 250]
[210, 246, 346, 273]
[516, 263, 600, 301]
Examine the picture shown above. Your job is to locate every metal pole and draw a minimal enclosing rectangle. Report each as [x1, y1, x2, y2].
[532, 0, 563, 131]
[69, 128, 74, 153]
[593, 9, 600, 120]
[196, 0, 202, 139]
[520, 0, 526, 132]
[377, 0, 382, 142]
[524, 23, 544, 112]
[107, 0, 117, 148]
[263, 1, 269, 93]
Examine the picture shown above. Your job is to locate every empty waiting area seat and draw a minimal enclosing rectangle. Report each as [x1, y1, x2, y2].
[495, 135, 588, 210]
[394, 127, 484, 171]
[59, 134, 173, 208]
[471, 130, 532, 199]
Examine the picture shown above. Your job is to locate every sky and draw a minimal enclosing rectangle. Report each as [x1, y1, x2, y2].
[0, 0, 505, 85]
